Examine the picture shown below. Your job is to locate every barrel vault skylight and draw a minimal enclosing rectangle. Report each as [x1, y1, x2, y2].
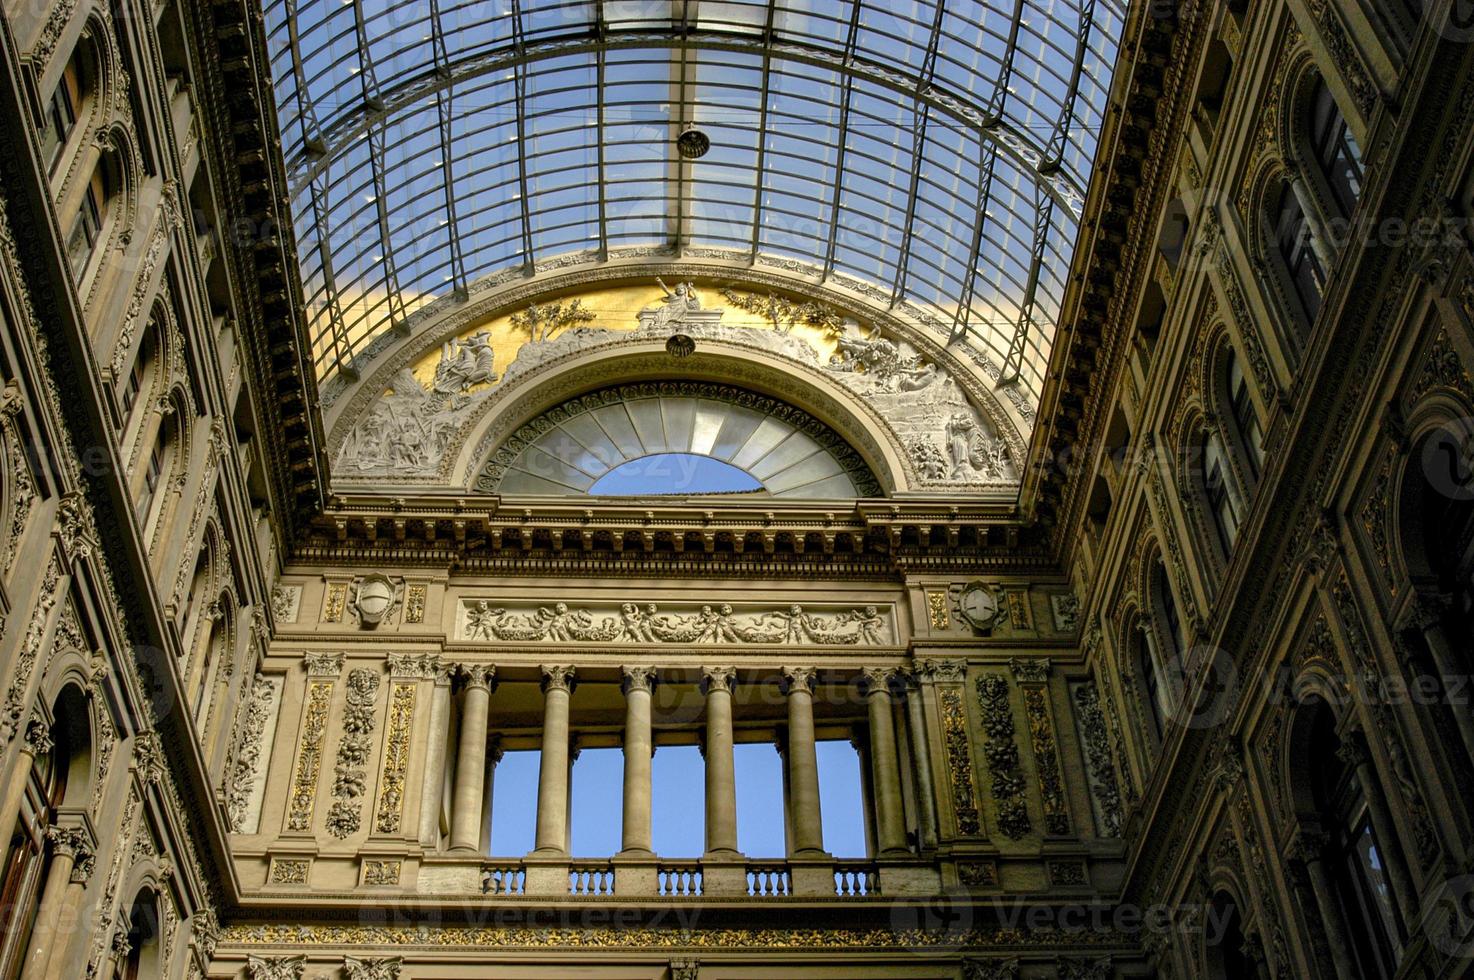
[263, 0, 1125, 413]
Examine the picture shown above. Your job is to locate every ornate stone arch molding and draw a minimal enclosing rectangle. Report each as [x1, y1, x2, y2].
[320, 258, 1027, 475]
[454, 345, 906, 495]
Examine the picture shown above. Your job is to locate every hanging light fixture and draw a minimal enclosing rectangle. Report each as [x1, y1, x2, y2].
[677, 126, 710, 159]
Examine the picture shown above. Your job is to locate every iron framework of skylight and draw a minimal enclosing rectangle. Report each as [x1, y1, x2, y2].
[263, 0, 1124, 415]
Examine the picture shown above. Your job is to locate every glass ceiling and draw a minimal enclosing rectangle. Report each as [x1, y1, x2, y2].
[263, 0, 1124, 411]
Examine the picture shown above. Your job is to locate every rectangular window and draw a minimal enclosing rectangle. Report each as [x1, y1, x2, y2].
[139, 436, 165, 519]
[120, 349, 147, 419]
[66, 184, 102, 280]
[41, 81, 76, 170]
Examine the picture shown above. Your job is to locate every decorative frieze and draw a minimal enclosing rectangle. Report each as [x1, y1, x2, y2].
[1071, 681, 1123, 838]
[936, 685, 981, 837]
[459, 599, 892, 645]
[327, 669, 382, 839]
[956, 859, 997, 887]
[1047, 860, 1087, 886]
[373, 682, 417, 834]
[227, 674, 282, 833]
[286, 681, 332, 832]
[975, 675, 1030, 840]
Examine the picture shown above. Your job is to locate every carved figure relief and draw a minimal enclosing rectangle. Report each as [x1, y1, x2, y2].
[459, 600, 893, 646]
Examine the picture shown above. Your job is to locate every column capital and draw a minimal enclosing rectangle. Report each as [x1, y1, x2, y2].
[621, 666, 658, 694]
[44, 825, 89, 858]
[1288, 826, 1330, 865]
[22, 717, 52, 756]
[540, 664, 576, 693]
[700, 666, 736, 694]
[70, 847, 97, 884]
[110, 929, 132, 962]
[860, 666, 901, 696]
[1008, 657, 1051, 684]
[913, 657, 966, 683]
[780, 666, 816, 695]
[460, 664, 495, 690]
[1335, 732, 1370, 769]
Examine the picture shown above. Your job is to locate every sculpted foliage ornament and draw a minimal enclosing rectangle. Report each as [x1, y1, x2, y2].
[247, 956, 306, 980]
[344, 956, 402, 980]
[936, 685, 981, 836]
[975, 675, 1031, 839]
[1072, 681, 1123, 837]
[227, 675, 278, 832]
[327, 669, 382, 838]
[461, 600, 891, 646]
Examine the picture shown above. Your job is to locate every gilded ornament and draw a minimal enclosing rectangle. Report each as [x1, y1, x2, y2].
[373, 682, 416, 834]
[323, 583, 348, 623]
[1022, 687, 1071, 836]
[286, 681, 332, 832]
[269, 859, 310, 885]
[937, 685, 981, 836]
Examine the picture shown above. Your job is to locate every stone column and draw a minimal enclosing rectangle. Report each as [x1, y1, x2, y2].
[780, 667, 825, 856]
[1400, 594, 1474, 764]
[863, 668, 909, 856]
[39, 840, 96, 980]
[852, 728, 878, 857]
[418, 665, 454, 847]
[449, 665, 494, 851]
[1289, 828, 1359, 980]
[1287, 169, 1337, 270]
[620, 667, 657, 856]
[902, 676, 939, 849]
[701, 667, 740, 857]
[533, 665, 575, 854]
[95, 932, 129, 980]
[20, 827, 91, 980]
[0, 720, 52, 869]
[1337, 732, 1414, 934]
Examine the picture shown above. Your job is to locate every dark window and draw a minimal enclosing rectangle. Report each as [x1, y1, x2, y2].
[1136, 631, 1164, 742]
[1275, 182, 1326, 320]
[1204, 435, 1242, 554]
[66, 183, 102, 280]
[1158, 563, 1182, 662]
[140, 431, 166, 520]
[40, 81, 76, 170]
[1228, 352, 1264, 477]
[1310, 82, 1363, 219]
[120, 332, 153, 421]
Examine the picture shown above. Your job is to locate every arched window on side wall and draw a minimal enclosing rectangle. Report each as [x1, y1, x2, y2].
[1308, 80, 1364, 221]
[1273, 179, 1327, 323]
[65, 164, 109, 281]
[1302, 702, 1404, 978]
[1203, 431, 1244, 555]
[121, 889, 162, 980]
[1205, 891, 1262, 979]
[1226, 350, 1265, 478]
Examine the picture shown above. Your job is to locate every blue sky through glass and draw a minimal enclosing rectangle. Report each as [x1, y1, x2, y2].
[590, 453, 763, 495]
[489, 749, 540, 856]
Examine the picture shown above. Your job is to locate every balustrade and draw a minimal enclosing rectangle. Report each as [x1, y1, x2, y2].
[658, 862, 703, 896]
[569, 862, 616, 895]
[745, 863, 791, 897]
[481, 863, 526, 894]
[834, 862, 879, 896]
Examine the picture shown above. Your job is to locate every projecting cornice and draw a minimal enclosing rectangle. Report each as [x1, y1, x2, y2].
[196, 0, 326, 536]
[1024, 1, 1193, 546]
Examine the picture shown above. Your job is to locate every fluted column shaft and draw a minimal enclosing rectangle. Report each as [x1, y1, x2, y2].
[702, 667, 739, 856]
[450, 666, 494, 851]
[620, 667, 656, 855]
[781, 667, 825, 856]
[864, 668, 908, 856]
[21, 827, 89, 980]
[534, 666, 575, 853]
[0, 720, 51, 870]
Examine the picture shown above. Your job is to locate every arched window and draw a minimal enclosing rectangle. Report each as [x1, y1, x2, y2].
[65, 164, 108, 280]
[1154, 558, 1184, 667]
[1132, 619, 1165, 744]
[121, 890, 162, 980]
[1308, 81, 1363, 220]
[38, 39, 98, 175]
[1273, 179, 1327, 321]
[138, 412, 179, 537]
[1304, 704, 1403, 978]
[119, 326, 158, 429]
[1226, 351, 1264, 478]
[1203, 432, 1243, 554]
[1205, 891, 1259, 979]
